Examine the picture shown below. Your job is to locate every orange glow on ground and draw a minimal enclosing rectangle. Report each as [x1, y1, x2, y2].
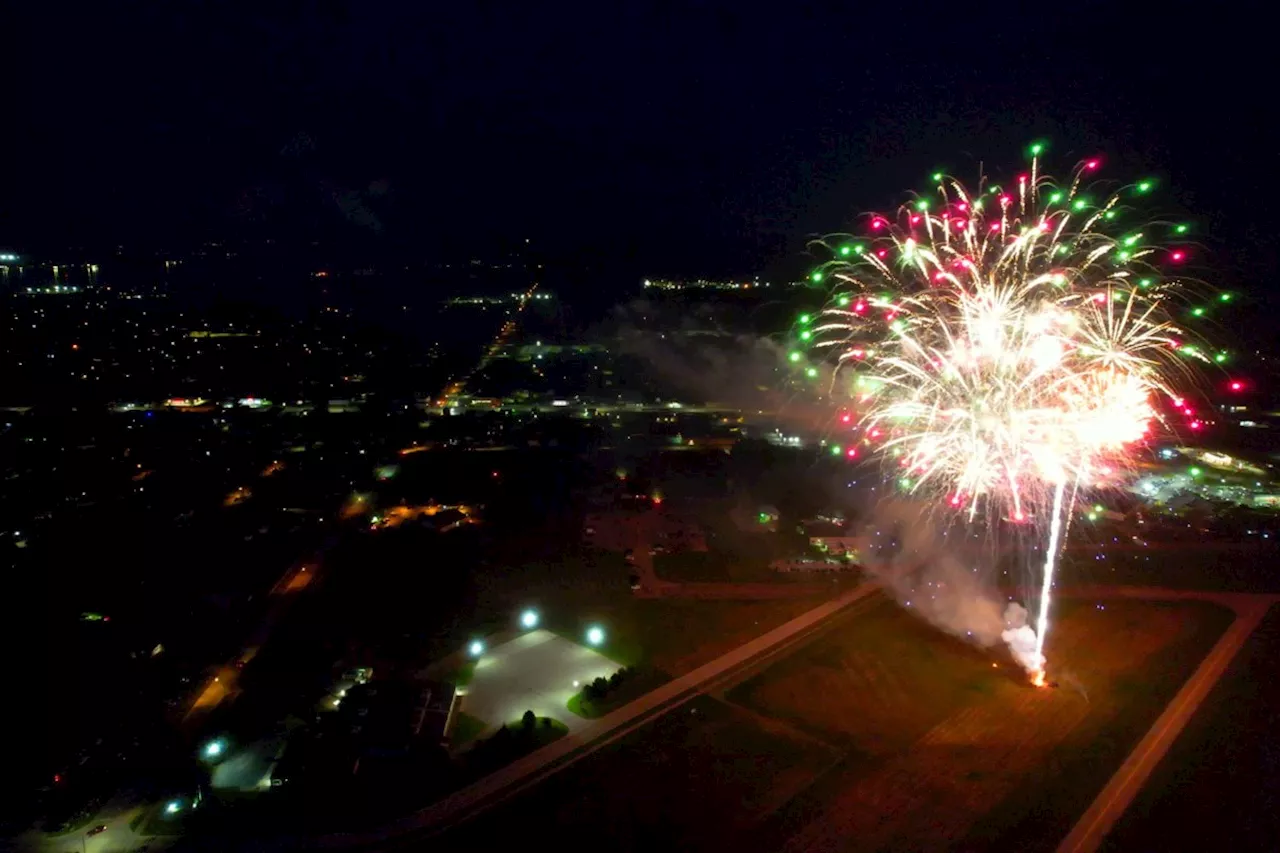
[283, 568, 313, 592]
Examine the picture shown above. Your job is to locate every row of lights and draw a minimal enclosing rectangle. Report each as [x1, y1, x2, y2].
[466, 609, 607, 658]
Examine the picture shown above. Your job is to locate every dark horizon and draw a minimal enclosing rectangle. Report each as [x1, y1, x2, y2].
[8, 2, 1279, 291]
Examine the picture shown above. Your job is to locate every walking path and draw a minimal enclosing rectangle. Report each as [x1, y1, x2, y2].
[1056, 593, 1277, 853]
[316, 580, 880, 849]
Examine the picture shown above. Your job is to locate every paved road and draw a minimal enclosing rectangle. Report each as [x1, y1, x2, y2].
[1056, 593, 1277, 853]
[316, 580, 881, 849]
[184, 542, 331, 723]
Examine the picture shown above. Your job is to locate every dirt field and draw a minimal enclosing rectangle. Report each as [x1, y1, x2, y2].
[736, 596, 1234, 853]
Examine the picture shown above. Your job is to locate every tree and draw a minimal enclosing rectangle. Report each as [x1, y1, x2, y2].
[521, 710, 536, 731]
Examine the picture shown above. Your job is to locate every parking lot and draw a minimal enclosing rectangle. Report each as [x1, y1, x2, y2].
[459, 630, 620, 735]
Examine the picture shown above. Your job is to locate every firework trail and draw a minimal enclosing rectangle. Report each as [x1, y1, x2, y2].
[794, 143, 1230, 682]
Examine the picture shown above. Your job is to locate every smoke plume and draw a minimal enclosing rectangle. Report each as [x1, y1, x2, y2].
[1000, 603, 1042, 673]
[856, 499, 1040, 670]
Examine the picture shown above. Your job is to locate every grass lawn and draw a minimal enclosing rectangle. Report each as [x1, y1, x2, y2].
[653, 549, 780, 583]
[953, 597, 1237, 853]
[449, 659, 477, 687]
[1099, 604, 1280, 853]
[449, 711, 488, 748]
[728, 593, 1007, 751]
[436, 694, 833, 851]
[563, 595, 831, 675]
[738, 595, 1235, 853]
[1057, 537, 1280, 593]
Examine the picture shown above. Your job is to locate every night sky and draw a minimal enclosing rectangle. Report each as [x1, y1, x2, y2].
[8, 3, 1279, 290]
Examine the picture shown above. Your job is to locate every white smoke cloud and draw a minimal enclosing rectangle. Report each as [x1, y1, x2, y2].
[857, 499, 1040, 670]
[1000, 603, 1043, 674]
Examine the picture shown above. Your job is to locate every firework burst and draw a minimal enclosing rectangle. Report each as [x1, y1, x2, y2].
[796, 145, 1229, 681]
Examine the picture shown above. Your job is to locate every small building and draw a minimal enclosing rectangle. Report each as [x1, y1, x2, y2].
[770, 556, 851, 573]
[810, 536, 861, 559]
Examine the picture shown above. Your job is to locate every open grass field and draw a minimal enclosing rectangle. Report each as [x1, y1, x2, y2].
[435, 694, 837, 852]
[727, 595, 1009, 753]
[739, 595, 1236, 853]
[435, 591, 1238, 853]
[580, 595, 829, 675]
[1099, 605, 1280, 853]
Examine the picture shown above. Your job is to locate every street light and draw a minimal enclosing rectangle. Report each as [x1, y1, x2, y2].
[165, 799, 183, 815]
[585, 625, 605, 647]
[520, 609, 539, 630]
[468, 639, 485, 658]
[202, 739, 225, 760]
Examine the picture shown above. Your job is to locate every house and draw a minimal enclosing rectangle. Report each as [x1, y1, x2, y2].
[809, 536, 862, 559]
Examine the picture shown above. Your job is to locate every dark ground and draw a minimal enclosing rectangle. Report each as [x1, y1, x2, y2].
[1101, 605, 1280, 853]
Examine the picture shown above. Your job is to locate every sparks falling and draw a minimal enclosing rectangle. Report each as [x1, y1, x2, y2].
[799, 145, 1221, 682]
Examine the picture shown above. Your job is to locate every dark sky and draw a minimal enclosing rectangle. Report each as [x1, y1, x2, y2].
[8, 2, 1279, 285]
